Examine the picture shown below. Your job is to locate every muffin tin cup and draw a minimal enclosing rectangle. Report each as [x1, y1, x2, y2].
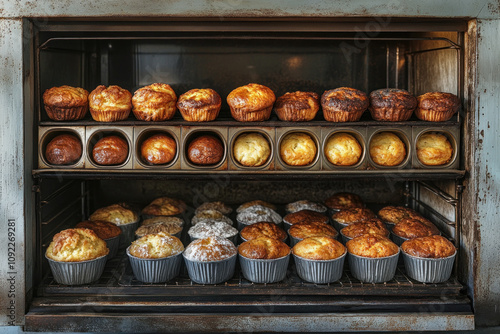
[126, 248, 183, 284]
[183, 253, 237, 285]
[228, 127, 275, 171]
[133, 126, 182, 170]
[46, 254, 107, 285]
[85, 126, 134, 169]
[104, 235, 120, 260]
[275, 127, 322, 171]
[321, 128, 368, 171]
[189, 234, 239, 246]
[412, 127, 460, 170]
[117, 221, 140, 248]
[347, 250, 400, 283]
[401, 250, 456, 283]
[366, 127, 412, 170]
[293, 251, 346, 284]
[238, 253, 290, 284]
[180, 126, 229, 171]
[38, 126, 86, 169]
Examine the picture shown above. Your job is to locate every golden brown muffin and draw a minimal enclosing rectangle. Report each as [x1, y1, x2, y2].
[191, 209, 233, 226]
[132, 83, 177, 121]
[324, 192, 364, 211]
[142, 197, 186, 216]
[135, 220, 183, 238]
[377, 206, 433, 227]
[274, 91, 320, 121]
[321, 87, 369, 122]
[236, 200, 277, 213]
[293, 236, 346, 260]
[346, 234, 399, 258]
[75, 220, 122, 240]
[340, 219, 389, 239]
[92, 135, 129, 165]
[369, 132, 406, 166]
[324, 133, 363, 166]
[416, 132, 453, 166]
[238, 237, 290, 259]
[283, 210, 329, 226]
[233, 132, 271, 167]
[187, 135, 224, 165]
[331, 208, 376, 225]
[240, 222, 287, 242]
[43, 85, 89, 121]
[415, 92, 460, 122]
[227, 83, 276, 122]
[89, 85, 132, 122]
[401, 235, 456, 258]
[392, 218, 440, 239]
[140, 133, 177, 165]
[280, 132, 317, 166]
[368, 88, 417, 122]
[188, 220, 238, 239]
[45, 228, 109, 262]
[177, 88, 221, 122]
[288, 222, 338, 240]
[183, 236, 237, 262]
[141, 216, 184, 227]
[285, 200, 327, 214]
[89, 204, 139, 226]
[129, 232, 184, 259]
[195, 201, 232, 215]
[45, 134, 82, 165]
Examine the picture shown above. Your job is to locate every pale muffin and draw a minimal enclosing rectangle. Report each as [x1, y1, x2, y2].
[369, 131, 407, 166]
[233, 132, 271, 167]
[324, 132, 363, 166]
[46, 228, 109, 262]
[129, 232, 184, 259]
[280, 132, 317, 166]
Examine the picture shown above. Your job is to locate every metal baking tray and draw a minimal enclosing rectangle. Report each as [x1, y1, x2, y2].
[38, 126, 86, 169]
[180, 126, 229, 171]
[321, 127, 368, 170]
[366, 127, 413, 170]
[133, 126, 181, 170]
[85, 126, 134, 169]
[228, 127, 275, 171]
[412, 125, 460, 170]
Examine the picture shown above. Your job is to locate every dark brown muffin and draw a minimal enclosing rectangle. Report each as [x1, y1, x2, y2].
[227, 83, 276, 122]
[92, 135, 128, 165]
[321, 87, 369, 122]
[340, 219, 389, 239]
[177, 88, 221, 122]
[142, 197, 187, 216]
[346, 234, 399, 258]
[89, 85, 132, 122]
[288, 222, 338, 240]
[331, 208, 376, 225]
[187, 135, 224, 165]
[293, 236, 346, 260]
[283, 210, 329, 226]
[401, 235, 456, 258]
[274, 91, 320, 121]
[324, 192, 364, 211]
[45, 134, 82, 165]
[140, 133, 177, 165]
[43, 85, 89, 121]
[238, 237, 290, 259]
[415, 92, 460, 122]
[392, 218, 440, 239]
[75, 220, 122, 240]
[240, 222, 287, 242]
[132, 83, 177, 121]
[368, 88, 417, 122]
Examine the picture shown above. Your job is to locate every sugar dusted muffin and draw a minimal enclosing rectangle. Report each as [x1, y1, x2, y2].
[177, 88, 221, 122]
[240, 222, 287, 242]
[227, 83, 276, 122]
[368, 88, 417, 122]
[236, 200, 277, 213]
[184, 236, 237, 262]
[89, 85, 132, 122]
[293, 236, 345, 261]
[236, 205, 282, 227]
[415, 92, 460, 122]
[132, 83, 177, 121]
[191, 209, 233, 226]
[321, 87, 369, 122]
[195, 201, 233, 215]
[43, 85, 89, 121]
[188, 220, 238, 240]
[285, 200, 327, 214]
[46, 228, 109, 262]
[324, 192, 364, 211]
[369, 131, 407, 166]
[274, 91, 320, 121]
[135, 217, 184, 238]
[280, 132, 317, 166]
[142, 197, 186, 217]
[233, 132, 271, 167]
[416, 132, 453, 166]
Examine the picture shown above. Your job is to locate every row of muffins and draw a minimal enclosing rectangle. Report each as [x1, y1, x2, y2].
[43, 84, 460, 123]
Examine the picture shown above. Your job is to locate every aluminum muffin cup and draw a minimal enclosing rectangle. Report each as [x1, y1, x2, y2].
[117, 221, 140, 248]
[238, 253, 290, 283]
[126, 248, 183, 284]
[347, 250, 400, 283]
[331, 219, 349, 232]
[104, 235, 120, 259]
[390, 230, 409, 246]
[183, 253, 237, 284]
[293, 251, 346, 284]
[46, 254, 107, 285]
[401, 250, 456, 283]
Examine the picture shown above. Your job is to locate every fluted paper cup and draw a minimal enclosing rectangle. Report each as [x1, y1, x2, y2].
[126, 248, 183, 284]
[401, 250, 456, 283]
[183, 253, 237, 284]
[118, 221, 140, 248]
[348, 250, 400, 283]
[104, 235, 120, 259]
[46, 254, 107, 285]
[238, 253, 290, 283]
[293, 251, 346, 284]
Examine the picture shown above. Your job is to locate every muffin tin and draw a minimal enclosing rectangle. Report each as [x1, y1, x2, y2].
[37, 123, 460, 172]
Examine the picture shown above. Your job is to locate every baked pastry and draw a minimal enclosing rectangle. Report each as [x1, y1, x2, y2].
[288, 222, 338, 240]
[187, 135, 224, 165]
[280, 132, 317, 166]
[274, 91, 320, 121]
[283, 210, 329, 227]
[142, 197, 186, 216]
[240, 222, 287, 242]
[45, 228, 109, 262]
[89, 85, 132, 122]
[135, 218, 184, 238]
[415, 92, 460, 122]
[293, 236, 345, 260]
[191, 209, 233, 226]
[331, 208, 376, 225]
[346, 234, 399, 258]
[236, 200, 277, 213]
[377, 206, 433, 226]
[233, 132, 271, 167]
[89, 204, 139, 226]
[340, 219, 389, 239]
[140, 133, 177, 165]
[92, 135, 128, 166]
[43, 85, 89, 121]
[416, 132, 453, 166]
[128, 232, 184, 259]
[285, 200, 327, 214]
[132, 83, 177, 121]
[141, 216, 184, 227]
[195, 201, 232, 215]
[227, 83, 276, 122]
[238, 237, 290, 259]
[321, 87, 369, 122]
[236, 205, 282, 226]
[177, 88, 221, 122]
[324, 132, 363, 166]
[392, 218, 440, 239]
[45, 134, 82, 165]
[183, 236, 237, 262]
[188, 221, 238, 240]
[75, 220, 122, 240]
[369, 131, 406, 166]
[401, 235, 456, 258]
[324, 192, 364, 211]
[368, 88, 417, 122]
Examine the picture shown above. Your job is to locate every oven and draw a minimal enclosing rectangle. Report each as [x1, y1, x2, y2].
[1, 2, 499, 333]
